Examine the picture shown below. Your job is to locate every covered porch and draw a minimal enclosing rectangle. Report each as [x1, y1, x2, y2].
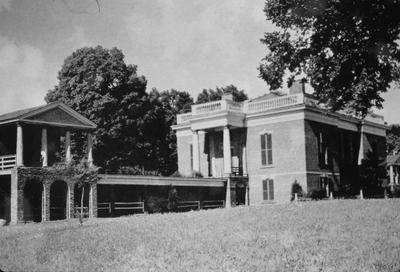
[0, 102, 97, 224]
[0, 102, 96, 172]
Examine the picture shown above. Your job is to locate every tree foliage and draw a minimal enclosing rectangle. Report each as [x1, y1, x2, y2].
[46, 46, 157, 173]
[149, 88, 194, 175]
[387, 124, 400, 155]
[196, 85, 248, 104]
[259, 0, 400, 115]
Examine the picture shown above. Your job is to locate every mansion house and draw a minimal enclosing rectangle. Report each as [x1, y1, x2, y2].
[173, 82, 387, 205]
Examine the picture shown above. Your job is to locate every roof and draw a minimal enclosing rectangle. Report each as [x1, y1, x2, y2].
[0, 102, 96, 130]
[387, 154, 400, 166]
[0, 104, 47, 123]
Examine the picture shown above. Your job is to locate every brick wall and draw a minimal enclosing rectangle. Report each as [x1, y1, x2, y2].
[246, 119, 307, 204]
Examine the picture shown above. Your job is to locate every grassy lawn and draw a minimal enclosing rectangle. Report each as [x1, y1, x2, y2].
[1, 199, 400, 272]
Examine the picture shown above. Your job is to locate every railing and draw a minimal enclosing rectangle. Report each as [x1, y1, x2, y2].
[176, 112, 193, 124]
[192, 100, 224, 114]
[114, 201, 145, 213]
[0, 154, 16, 171]
[98, 202, 112, 213]
[231, 167, 243, 176]
[177, 201, 201, 211]
[74, 206, 89, 218]
[244, 93, 304, 114]
[201, 200, 225, 209]
[176, 93, 305, 124]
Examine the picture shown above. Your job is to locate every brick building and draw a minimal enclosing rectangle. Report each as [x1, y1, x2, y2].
[173, 82, 387, 205]
[0, 102, 97, 224]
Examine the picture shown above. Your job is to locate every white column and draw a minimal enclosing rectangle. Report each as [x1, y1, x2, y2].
[390, 165, 394, 185]
[87, 133, 93, 167]
[41, 185, 47, 222]
[225, 178, 231, 208]
[209, 132, 216, 177]
[192, 130, 200, 172]
[89, 185, 94, 218]
[16, 123, 23, 166]
[242, 145, 247, 176]
[65, 130, 72, 163]
[245, 184, 249, 205]
[357, 123, 364, 166]
[223, 126, 231, 176]
[66, 185, 71, 219]
[41, 128, 48, 167]
[10, 171, 18, 224]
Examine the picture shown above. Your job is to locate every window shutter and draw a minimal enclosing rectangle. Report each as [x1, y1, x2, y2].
[267, 134, 273, 165]
[261, 134, 266, 165]
[263, 179, 269, 200]
[261, 134, 266, 149]
[268, 179, 274, 200]
[266, 134, 272, 149]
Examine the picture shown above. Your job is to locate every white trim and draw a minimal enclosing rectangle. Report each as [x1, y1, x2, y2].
[246, 111, 304, 127]
[98, 175, 226, 187]
[0, 169, 12, 175]
[250, 171, 340, 177]
[176, 128, 192, 137]
[19, 119, 95, 129]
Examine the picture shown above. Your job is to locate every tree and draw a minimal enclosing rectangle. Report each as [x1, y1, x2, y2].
[149, 88, 194, 175]
[359, 149, 387, 196]
[259, 0, 400, 116]
[387, 124, 400, 155]
[196, 85, 248, 104]
[46, 46, 156, 173]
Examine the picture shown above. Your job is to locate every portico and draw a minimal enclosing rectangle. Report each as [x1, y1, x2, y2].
[0, 102, 97, 224]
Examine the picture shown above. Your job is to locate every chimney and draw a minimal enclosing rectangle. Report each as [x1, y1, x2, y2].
[289, 80, 305, 95]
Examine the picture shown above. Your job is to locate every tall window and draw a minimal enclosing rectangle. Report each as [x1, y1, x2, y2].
[263, 179, 274, 201]
[318, 132, 329, 166]
[261, 133, 273, 166]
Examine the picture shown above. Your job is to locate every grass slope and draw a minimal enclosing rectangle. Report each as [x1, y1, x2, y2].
[1, 199, 400, 272]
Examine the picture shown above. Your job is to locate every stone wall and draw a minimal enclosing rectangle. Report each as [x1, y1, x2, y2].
[10, 167, 97, 224]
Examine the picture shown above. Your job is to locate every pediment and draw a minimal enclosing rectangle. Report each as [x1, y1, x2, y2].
[21, 103, 96, 129]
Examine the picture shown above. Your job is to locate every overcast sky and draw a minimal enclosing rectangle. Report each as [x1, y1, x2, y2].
[0, 0, 399, 124]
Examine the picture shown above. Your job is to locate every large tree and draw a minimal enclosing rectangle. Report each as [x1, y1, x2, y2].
[387, 124, 400, 155]
[148, 89, 193, 175]
[259, 0, 400, 116]
[196, 85, 248, 104]
[46, 46, 157, 173]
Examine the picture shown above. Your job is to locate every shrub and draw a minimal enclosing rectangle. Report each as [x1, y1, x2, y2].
[307, 189, 326, 200]
[191, 171, 203, 178]
[170, 171, 183, 177]
[388, 185, 400, 198]
[291, 180, 303, 201]
[145, 196, 168, 213]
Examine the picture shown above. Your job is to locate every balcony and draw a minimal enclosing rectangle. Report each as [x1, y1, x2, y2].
[175, 92, 386, 126]
[176, 93, 304, 125]
[0, 154, 16, 171]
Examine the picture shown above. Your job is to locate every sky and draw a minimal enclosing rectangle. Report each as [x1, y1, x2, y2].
[0, 0, 399, 124]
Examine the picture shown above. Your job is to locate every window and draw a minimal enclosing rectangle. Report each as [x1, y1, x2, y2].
[263, 179, 274, 201]
[261, 133, 273, 166]
[318, 132, 330, 166]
